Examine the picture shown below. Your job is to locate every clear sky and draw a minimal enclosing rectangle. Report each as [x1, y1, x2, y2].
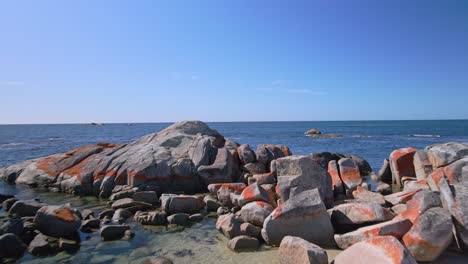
[1, 0, 467, 124]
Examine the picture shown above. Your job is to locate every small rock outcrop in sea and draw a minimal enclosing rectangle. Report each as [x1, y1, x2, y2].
[304, 128, 322, 135]
[2, 121, 468, 263]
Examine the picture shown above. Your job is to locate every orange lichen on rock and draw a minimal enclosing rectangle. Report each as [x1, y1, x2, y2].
[54, 207, 78, 222]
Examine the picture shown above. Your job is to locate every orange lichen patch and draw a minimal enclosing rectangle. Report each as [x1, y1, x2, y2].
[35, 155, 65, 177]
[390, 148, 417, 177]
[363, 226, 382, 237]
[61, 154, 97, 181]
[328, 161, 343, 191]
[403, 233, 437, 250]
[355, 206, 377, 219]
[271, 205, 283, 219]
[253, 201, 272, 208]
[54, 207, 77, 222]
[240, 185, 258, 199]
[367, 236, 405, 264]
[220, 183, 246, 193]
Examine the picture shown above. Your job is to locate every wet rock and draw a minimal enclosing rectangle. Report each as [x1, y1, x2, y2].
[216, 213, 243, 239]
[239, 201, 274, 227]
[240, 222, 261, 239]
[402, 207, 453, 262]
[197, 148, 234, 185]
[0, 218, 23, 236]
[217, 207, 229, 216]
[34, 205, 81, 239]
[377, 159, 392, 184]
[112, 208, 132, 223]
[124, 229, 135, 240]
[329, 202, 388, 233]
[203, 195, 222, 211]
[134, 211, 167, 225]
[189, 213, 204, 222]
[109, 186, 136, 201]
[384, 189, 422, 206]
[389, 147, 417, 187]
[237, 144, 256, 165]
[262, 189, 334, 247]
[425, 142, 468, 168]
[227, 235, 259, 252]
[28, 233, 57, 255]
[338, 158, 362, 195]
[143, 257, 174, 264]
[279, 236, 328, 264]
[334, 236, 417, 264]
[0, 193, 14, 204]
[328, 160, 344, 196]
[167, 213, 190, 225]
[98, 209, 115, 220]
[375, 182, 392, 195]
[305, 129, 322, 135]
[334, 219, 413, 249]
[81, 218, 100, 231]
[352, 186, 385, 205]
[0, 233, 26, 258]
[80, 209, 95, 220]
[111, 198, 152, 212]
[9, 199, 46, 217]
[243, 162, 267, 174]
[160, 194, 204, 214]
[394, 190, 441, 223]
[133, 191, 158, 205]
[2, 197, 17, 211]
[58, 237, 80, 251]
[276, 155, 333, 208]
[100, 225, 130, 241]
[238, 183, 273, 207]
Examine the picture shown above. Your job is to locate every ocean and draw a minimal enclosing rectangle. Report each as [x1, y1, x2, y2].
[1, 120, 468, 170]
[1, 120, 468, 263]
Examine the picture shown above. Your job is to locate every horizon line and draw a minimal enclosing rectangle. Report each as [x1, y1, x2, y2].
[0, 118, 467, 126]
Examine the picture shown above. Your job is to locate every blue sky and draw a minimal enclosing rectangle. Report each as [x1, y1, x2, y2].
[1, 0, 467, 124]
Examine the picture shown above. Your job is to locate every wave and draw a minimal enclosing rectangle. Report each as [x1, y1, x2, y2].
[351, 135, 372, 138]
[48, 137, 64, 141]
[411, 134, 441, 138]
[0, 142, 27, 147]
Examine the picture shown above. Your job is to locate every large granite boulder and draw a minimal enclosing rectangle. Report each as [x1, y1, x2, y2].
[0, 121, 240, 196]
[329, 202, 389, 233]
[413, 150, 433, 180]
[261, 189, 334, 247]
[239, 201, 274, 227]
[0, 233, 26, 259]
[256, 144, 292, 166]
[327, 160, 344, 196]
[389, 148, 417, 187]
[279, 236, 328, 264]
[334, 219, 413, 249]
[276, 155, 333, 208]
[425, 142, 468, 168]
[237, 144, 256, 165]
[393, 190, 441, 223]
[402, 207, 453, 262]
[334, 236, 417, 264]
[34, 205, 81, 238]
[337, 158, 362, 195]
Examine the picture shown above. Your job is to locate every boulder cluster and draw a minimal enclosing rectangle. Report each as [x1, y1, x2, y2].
[1, 121, 468, 263]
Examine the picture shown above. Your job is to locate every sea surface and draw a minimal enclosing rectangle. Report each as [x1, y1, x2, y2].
[1, 120, 468, 263]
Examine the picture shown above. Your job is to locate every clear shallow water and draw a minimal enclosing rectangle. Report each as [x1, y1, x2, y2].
[1, 120, 468, 263]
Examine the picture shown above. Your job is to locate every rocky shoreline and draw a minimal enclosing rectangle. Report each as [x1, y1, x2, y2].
[1, 121, 468, 263]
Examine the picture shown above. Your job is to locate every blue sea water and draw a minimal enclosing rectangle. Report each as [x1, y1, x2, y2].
[1, 120, 468, 170]
[1, 120, 468, 263]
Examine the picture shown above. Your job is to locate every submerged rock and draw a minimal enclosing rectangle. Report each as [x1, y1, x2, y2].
[227, 235, 259, 252]
[100, 225, 130, 241]
[34, 205, 81, 238]
[0, 233, 26, 258]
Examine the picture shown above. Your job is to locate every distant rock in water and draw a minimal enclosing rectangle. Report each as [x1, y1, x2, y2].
[304, 128, 342, 138]
[304, 128, 322, 135]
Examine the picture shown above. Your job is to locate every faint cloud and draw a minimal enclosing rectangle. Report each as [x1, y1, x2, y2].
[0, 81, 24, 86]
[256, 87, 274, 92]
